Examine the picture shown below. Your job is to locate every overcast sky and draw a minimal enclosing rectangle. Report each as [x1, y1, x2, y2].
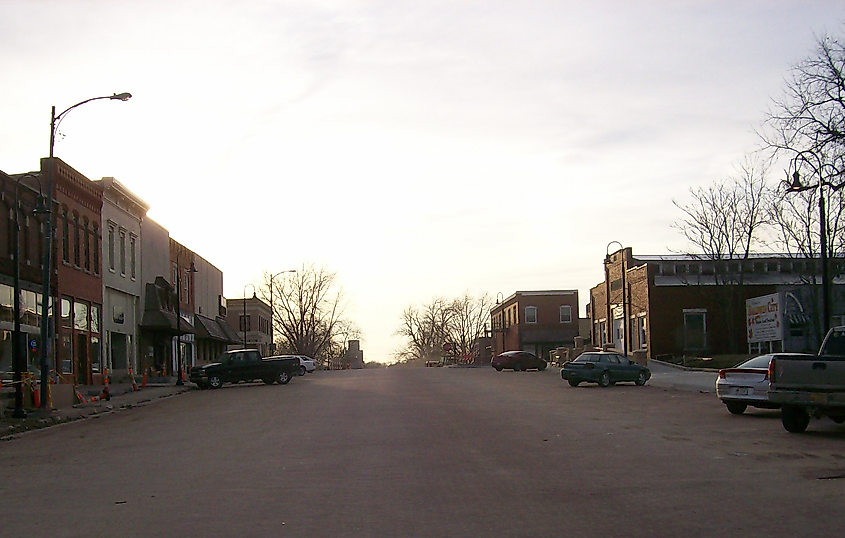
[1, 1, 843, 362]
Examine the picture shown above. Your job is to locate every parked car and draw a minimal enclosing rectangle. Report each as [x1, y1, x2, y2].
[560, 351, 650, 387]
[190, 350, 300, 389]
[491, 351, 547, 372]
[298, 355, 316, 375]
[716, 353, 813, 415]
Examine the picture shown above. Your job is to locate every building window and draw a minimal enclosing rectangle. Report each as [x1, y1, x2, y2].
[108, 224, 116, 272]
[73, 301, 89, 331]
[73, 213, 80, 267]
[61, 297, 72, 328]
[129, 234, 137, 280]
[93, 224, 100, 275]
[119, 230, 126, 276]
[638, 316, 647, 349]
[240, 315, 251, 332]
[83, 219, 91, 272]
[61, 208, 69, 263]
[525, 306, 537, 324]
[560, 305, 572, 323]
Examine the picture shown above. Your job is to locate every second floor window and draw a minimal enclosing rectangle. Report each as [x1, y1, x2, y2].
[560, 305, 572, 323]
[119, 230, 126, 275]
[525, 306, 537, 324]
[108, 225, 116, 272]
[240, 315, 251, 332]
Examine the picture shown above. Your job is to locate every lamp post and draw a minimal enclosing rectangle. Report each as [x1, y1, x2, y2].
[786, 161, 845, 337]
[174, 253, 197, 386]
[268, 270, 296, 354]
[605, 241, 627, 356]
[42, 92, 131, 406]
[243, 283, 256, 350]
[495, 292, 504, 354]
[10, 173, 48, 418]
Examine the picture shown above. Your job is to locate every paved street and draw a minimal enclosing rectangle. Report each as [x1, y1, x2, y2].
[1, 366, 843, 537]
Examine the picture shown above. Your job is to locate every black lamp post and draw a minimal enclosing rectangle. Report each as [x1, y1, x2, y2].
[786, 164, 845, 337]
[243, 283, 256, 350]
[10, 173, 48, 418]
[174, 254, 197, 386]
[42, 92, 131, 406]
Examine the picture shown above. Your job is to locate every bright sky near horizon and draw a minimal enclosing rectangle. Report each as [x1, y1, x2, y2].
[1, 1, 844, 362]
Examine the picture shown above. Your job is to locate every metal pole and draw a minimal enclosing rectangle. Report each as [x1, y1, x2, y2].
[820, 189, 830, 336]
[12, 182, 26, 418]
[621, 250, 628, 357]
[176, 266, 183, 386]
[38, 108, 56, 407]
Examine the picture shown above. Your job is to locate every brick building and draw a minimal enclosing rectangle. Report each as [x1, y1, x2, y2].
[227, 296, 271, 356]
[491, 290, 581, 360]
[590, 247, 845, 360]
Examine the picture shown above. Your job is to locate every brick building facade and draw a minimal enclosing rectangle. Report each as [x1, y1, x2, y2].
[491, 290, 580, 360]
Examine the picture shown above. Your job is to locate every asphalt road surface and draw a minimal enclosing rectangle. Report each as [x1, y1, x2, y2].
[1, 366, 843, 537]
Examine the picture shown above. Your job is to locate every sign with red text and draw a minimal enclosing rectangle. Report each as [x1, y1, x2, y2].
[746, 293, 782, 343]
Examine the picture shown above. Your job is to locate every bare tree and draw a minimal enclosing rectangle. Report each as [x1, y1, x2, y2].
[445, 292, 493, 358]
[761, 30, 845, 341]
[671, 156, 772, 353]
[394, 293, 491, 362]
[260, 263, 355, 367]
[394, 298, 453, 363]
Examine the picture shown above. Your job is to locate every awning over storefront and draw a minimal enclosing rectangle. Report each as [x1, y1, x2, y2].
[140, 277, 195, 336]
[195, 314, 241, 344]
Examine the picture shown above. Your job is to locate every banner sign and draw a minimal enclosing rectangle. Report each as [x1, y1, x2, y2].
[746, 293, 782, 343]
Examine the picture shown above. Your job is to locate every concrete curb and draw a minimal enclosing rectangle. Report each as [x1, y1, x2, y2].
[649, 358, 720, 373]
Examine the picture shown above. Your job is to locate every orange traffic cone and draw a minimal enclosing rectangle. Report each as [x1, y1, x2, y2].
[32, 380, 40, 408]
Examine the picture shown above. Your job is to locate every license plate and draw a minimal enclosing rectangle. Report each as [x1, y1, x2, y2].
[733, 387, 750, 396]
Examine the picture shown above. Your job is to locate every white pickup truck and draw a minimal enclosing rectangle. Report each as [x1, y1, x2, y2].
[768, 326, 845, 433]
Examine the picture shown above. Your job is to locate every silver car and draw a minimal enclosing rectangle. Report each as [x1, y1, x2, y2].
[297, 355, 317, 375]
[715, 353, 813, 414]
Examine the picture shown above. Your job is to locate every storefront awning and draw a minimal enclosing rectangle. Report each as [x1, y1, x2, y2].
[195, 314, 241, 344]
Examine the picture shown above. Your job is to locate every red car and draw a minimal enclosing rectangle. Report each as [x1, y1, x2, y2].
[491, 351, 547, 372]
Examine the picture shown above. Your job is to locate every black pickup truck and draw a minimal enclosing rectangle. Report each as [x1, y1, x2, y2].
[190, 349, 300, 389]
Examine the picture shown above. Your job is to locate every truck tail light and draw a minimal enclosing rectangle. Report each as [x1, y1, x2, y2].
[718, 369, 726, 379]
[768, 358, 776, 383]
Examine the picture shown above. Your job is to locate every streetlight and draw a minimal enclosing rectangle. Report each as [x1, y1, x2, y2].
[268, 269, 296, 354]
[41, 92, 131, 406]
[10, 173, 49, 418]
[605, 241, 627, 356]
[786, 159, 845, 337]
[495, 292, 504, 354]
[243, 283, 256, 350]
[174, 252, 197, 386]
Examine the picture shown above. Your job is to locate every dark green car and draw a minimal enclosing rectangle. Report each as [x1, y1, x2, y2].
[560, 352, 650, 387]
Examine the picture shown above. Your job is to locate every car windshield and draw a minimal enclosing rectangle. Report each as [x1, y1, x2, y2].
[736, 355, 772, 369]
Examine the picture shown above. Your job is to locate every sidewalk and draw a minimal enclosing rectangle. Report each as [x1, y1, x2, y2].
[646, 359, 719, 393]
[1, 381, 193, 439]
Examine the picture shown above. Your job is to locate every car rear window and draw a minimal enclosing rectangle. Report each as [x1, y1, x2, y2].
[575, 355, 599, 363]
[736, 355, 772, 369]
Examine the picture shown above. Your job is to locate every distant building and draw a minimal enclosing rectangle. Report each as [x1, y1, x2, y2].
[490, 290, 581, 361]
[226, 296, 272, 356]
[343, 340, 364, 369]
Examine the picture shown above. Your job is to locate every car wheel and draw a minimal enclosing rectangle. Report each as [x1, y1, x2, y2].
[635, 371, 648, 386]
[781, 405, 810, 433]
[277, 370, 292, 385]
[513, 363, 522, 372]
[568, 379, 580, 387]
[208, 375, 224, 389]
[299, 366, 307, 376]
[494, 365, 503, 372]
[725, 401, 747, 415]
[598, 371, 610, 387]
[831, 415, 845, 424]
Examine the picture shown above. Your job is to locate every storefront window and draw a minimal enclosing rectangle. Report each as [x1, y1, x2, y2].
[61, 297, 72, 328]
[74, 302, 89, 331]
[91, 304, 100, 334]
[0, 284, 12, 323]
[91, 335, 101, 373]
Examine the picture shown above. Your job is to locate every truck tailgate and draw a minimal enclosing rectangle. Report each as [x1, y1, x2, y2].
[771, 356, 845, 391]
